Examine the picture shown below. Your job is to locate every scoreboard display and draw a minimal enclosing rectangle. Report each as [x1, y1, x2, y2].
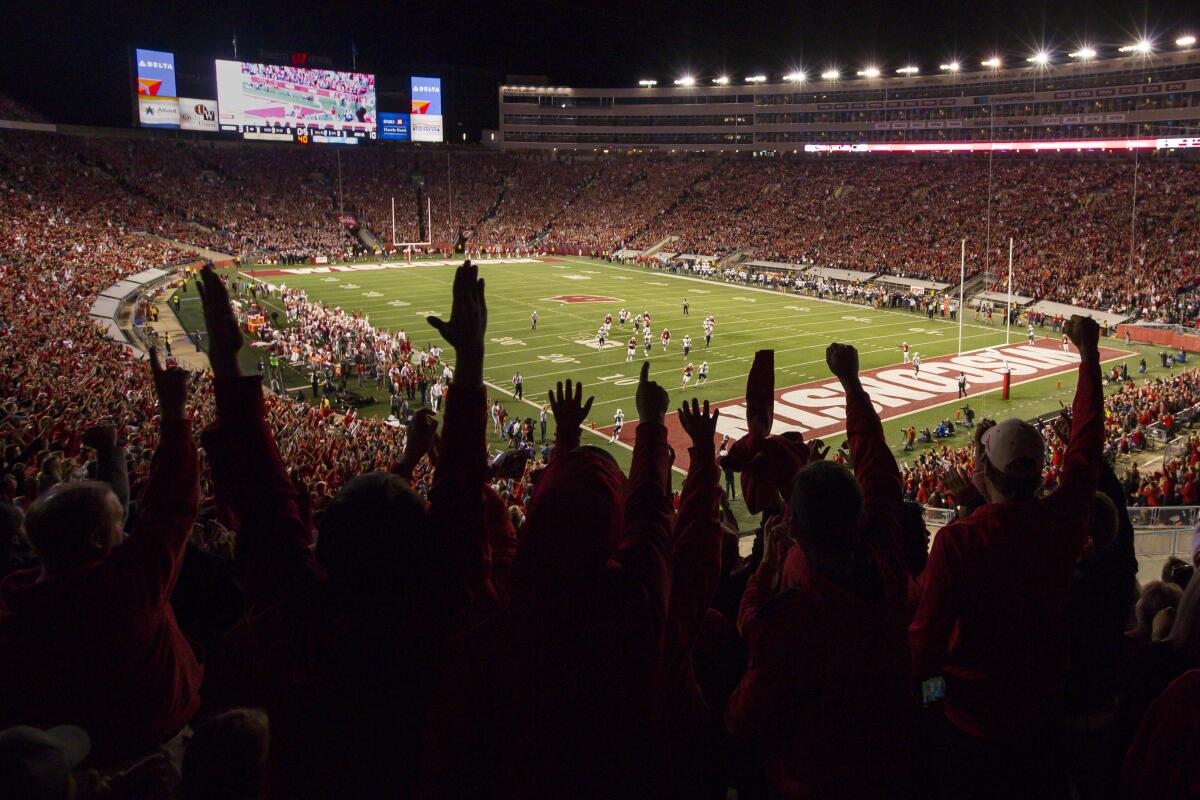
[215, 59, 376, 142]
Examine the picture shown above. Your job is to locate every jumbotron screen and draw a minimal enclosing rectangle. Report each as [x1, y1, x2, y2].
[215, 60, 376, 141]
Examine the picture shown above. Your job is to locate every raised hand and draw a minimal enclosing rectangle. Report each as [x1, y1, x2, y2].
[427, 261, 487, 387]
[196, 264, 243, 378]
[1064, 315, 1100, 362]
[400, 408, 439, 469]
[826, 343, 860, 384]
[81, 423, 118, 451]
[943, 465, 982, 508]
[548, 379, 594, 432]
[806, 439, 830, 462]
[678, 397, 720, 451]
[149, 347, 188, 421]
[636, 362, 669, 425]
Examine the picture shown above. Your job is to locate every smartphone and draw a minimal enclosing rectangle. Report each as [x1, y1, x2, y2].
[920, 676, 946, 706]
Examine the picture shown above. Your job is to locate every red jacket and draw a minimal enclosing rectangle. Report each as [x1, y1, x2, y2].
[1121, 669, 1200, 800]
[726, 384, 913, 799]
[0, 419, 201, 767]
[909, 355, 1102, 740]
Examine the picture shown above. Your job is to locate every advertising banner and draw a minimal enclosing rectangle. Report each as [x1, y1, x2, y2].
[410, 76, 442, 142]
[379, 112, 411, 141]
[138, 97, 180, 127]
[135, 48, 178, 128]
[178, 98, 218, 131]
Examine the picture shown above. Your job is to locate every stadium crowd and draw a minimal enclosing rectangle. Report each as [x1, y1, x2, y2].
[1, 109, 1196, 325]
[2, 253, 1200, 798]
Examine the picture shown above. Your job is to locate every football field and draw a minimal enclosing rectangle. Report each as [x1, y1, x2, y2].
[199, 255, 1149, 481]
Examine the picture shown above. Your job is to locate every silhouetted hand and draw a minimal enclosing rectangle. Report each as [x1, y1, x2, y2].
[943, 465, 983, 508]
[401, 409, 439, 468]
[636, 362, 669, 425]
[826, 342, 860, 384]
[679, 398, 720, 451]
[1064, 315, 1100, 363]
[548, 379, 594, 432]
[428, 260, 487, 386]
[149, 347, 187, 421]
[81, 423, 118, 451]
[196, 264, 243, 378]
[974, 418, 997, 453]
[806, 439, 830, 462]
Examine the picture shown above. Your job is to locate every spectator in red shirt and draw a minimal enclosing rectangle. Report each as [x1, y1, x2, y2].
[909, 315, 1102, 798]
[0, 349, 201, 768]
[726, 343, 913, 799]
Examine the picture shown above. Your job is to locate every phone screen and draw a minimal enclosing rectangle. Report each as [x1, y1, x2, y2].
[920, 676, 946, 706]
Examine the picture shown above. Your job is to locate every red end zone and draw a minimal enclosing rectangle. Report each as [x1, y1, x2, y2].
[603, 341, 1134, 471]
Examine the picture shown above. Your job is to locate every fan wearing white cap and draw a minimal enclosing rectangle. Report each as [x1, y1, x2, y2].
[0, 724, 90, 800]
[909, 315, 1104, 793]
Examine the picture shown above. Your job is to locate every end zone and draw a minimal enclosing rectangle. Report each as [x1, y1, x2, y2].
[604, 341, 1136, 471]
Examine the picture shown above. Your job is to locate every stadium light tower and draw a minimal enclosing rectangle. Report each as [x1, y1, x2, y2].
[783, 71, 806, 82]
[713, 75, 730, 85]
[1177, 35, 1197, 48]
[745, 74, 767, 83]
[857, 66, 881, 78]
[1069, 47, 1097, 60]
[981, 57, 1002, 68]
[896, 66, 919, 75]
[637, 79, 658, 87]
[1118, 40, 1154, 54]
[940, 61, 961, 72]
[1027, 51, 1051, 65]
[674, 75, 696, 87]
[821, 69, 840, 80]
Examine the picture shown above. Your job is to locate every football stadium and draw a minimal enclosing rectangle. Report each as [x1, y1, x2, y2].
[1, 4, 1200, 797]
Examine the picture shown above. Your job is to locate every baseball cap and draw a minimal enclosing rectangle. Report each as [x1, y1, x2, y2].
[982, 419, 1045, 479]
[0, 725, 90, 799]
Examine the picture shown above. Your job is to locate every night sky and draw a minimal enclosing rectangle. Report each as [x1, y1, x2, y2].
[1, 0, 1191, 127]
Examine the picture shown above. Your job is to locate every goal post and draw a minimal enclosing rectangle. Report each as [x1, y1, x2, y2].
[391, 196, 433, 254]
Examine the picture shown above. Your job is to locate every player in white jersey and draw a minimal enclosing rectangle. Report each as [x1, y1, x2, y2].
[531, 310, 538, 330]
[682, 362, 693, 388]
[902, 341, 910, 363]
[611, 408, 624, 442]
[1062, 334, 1070, 352]
[912, 352, 921, 375]
[597, 326, 607, 348]
[626, 337, 637, 362]
[1028, 323, 1035, 344]
[682, 335, 691, 358]
[698, 361, 709, 384]
[643, 328, 653, 356]
[661, 328, 671, 352]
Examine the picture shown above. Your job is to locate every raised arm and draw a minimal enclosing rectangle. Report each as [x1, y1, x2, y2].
[113, 348, 199, 606]
[614, 362, 673, 597]
[1047, 316, 1103, 516]
[548, 379, 592, 456]
[665, 400, 723, 696]
[195, 265, 309, 609]
[426, 262, 495, 610]
[828, 343, 904, 560]
[82, 423, 129, 517]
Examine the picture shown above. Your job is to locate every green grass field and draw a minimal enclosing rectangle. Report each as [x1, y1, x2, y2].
[174, 256, 1174, 501]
